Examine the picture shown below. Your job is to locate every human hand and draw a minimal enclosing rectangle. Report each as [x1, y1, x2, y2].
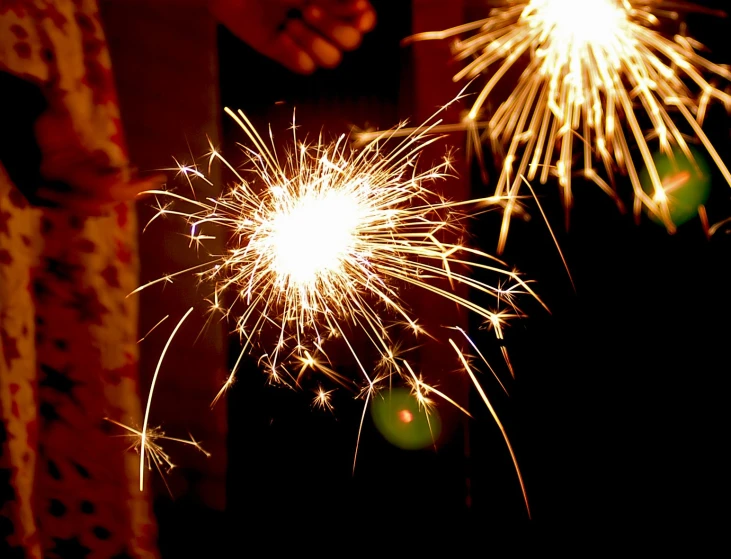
[209, 0, 376, 74]
[34, 110, 166, 215]
[32, 171, 166, 216]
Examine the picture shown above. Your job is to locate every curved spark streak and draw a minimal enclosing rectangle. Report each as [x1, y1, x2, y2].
[449, 337, 531, 518]
[139, 307, 194, 491]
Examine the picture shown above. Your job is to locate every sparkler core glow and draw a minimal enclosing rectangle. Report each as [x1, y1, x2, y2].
[527, 0, 630, 60]
[399, 0, 731, 251]
[266, 188, 360, 286]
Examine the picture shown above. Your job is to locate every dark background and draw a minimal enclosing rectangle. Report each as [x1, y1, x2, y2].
[156, 0, 731, 551]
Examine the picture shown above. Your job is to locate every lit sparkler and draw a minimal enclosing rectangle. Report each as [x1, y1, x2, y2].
[133, 102, 545, 514]
[398, 0, 731, 252]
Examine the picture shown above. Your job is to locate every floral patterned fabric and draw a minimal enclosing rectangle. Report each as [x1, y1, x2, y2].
[1, 1, 158, 557]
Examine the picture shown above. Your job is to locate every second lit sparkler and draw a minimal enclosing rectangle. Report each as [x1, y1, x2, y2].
[397, 0, 731, 251]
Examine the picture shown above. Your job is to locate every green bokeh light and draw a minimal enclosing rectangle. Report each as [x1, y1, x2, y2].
[640, 146, 712, 227]
[371, 388, 441, 450]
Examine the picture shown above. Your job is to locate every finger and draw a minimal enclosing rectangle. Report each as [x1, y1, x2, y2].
[35, 172, 167, 214]
[353, 4, 376, 33]
[107, 173, 168, 201]
[262, 32, 318, 74]
[286, 19, 343, 68]
[209, 0, 316, 74]
[34, 188, 107, 216]
[302, 4, 363, 51]
[309, 0, 376, 32]
[48, 169, 125, 196]
[310, 0, 367, 16]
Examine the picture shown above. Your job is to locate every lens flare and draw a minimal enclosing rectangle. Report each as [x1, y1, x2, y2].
[641, 146, 712, 226]
[371, 387, 441, 450]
